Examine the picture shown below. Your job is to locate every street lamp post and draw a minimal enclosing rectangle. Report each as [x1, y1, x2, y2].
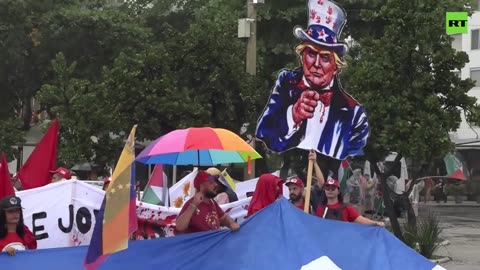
[246, 0, 258, 76]
[238, 0, 264, 179]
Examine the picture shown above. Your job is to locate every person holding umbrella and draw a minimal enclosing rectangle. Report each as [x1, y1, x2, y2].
[176, 171, 240, 234]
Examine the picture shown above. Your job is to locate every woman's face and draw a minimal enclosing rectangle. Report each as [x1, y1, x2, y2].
[5, 209, 21, 224]
[325, 185, 339, 199]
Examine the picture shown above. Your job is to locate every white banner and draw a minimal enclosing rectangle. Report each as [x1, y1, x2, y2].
[17, 181, 104, 249]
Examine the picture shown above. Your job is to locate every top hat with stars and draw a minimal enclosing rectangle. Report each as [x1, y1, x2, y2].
[294, 0, 348, 56]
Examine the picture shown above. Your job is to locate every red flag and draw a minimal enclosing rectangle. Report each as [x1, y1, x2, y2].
[17, 119, 59, 190]
[0, 152, 15, 199]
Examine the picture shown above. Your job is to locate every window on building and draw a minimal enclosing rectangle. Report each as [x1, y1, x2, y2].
[471, 69, 480, 87]
[451, 34, 462, 51]
[472, 29, 480, 50]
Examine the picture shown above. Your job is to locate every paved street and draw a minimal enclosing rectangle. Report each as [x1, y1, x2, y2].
[419, 203, 480, 270]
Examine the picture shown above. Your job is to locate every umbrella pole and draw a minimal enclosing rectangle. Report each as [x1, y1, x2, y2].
[304, 159, 314, 214]
[197, 150, 200, 168]
[172, 166, 177, 185]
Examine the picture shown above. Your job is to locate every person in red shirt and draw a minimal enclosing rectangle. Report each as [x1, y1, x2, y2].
[0, 196, 37, 256]
[247, 174, 283, 217]
[176, 171, 240, 234]
[316, 178, 385, 226]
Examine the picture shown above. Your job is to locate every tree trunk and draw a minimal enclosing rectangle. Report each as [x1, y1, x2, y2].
[371, 156, 405, 242]
[404, 162, 431, 230]
[404, 195, 416, 230]
[22, 97, 32, 130]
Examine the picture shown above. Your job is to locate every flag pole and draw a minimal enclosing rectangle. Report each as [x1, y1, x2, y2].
[304, 159, 314, 213]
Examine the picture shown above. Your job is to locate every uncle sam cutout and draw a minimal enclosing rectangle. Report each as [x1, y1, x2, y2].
[256, 0, 369, 173]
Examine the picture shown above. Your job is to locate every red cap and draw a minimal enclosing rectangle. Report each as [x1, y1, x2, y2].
[193, 171, 216, 189]
[49, 167, 72, 180]
[285, 176, 304, 188]
[325, 178, 340, 188]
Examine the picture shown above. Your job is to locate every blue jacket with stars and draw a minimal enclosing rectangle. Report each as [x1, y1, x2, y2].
[255, 68, 369, 160]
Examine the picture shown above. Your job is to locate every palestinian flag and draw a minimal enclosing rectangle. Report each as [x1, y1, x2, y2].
[142, 165, 169, 206]
[443, 154, 466, 181]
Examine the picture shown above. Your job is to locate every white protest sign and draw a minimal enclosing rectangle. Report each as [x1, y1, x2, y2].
[17, 180, 104, 249]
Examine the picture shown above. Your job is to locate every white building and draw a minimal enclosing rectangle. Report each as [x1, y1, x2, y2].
[449, 5, 480, 175]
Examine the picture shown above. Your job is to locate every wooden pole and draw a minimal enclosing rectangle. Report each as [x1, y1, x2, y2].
[303, 159, 314, 213]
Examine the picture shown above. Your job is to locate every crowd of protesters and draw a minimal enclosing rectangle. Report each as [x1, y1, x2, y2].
[6, 153, 460, 258]
[174, 150, 385, 236]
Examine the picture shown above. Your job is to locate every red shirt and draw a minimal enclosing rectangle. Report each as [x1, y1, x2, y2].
[178, 198, 225, 233]
[316, 202, 360, 222]
[0, 228, 37, 251]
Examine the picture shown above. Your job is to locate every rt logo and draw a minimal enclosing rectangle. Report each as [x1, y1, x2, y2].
[446, 12, 468, 34]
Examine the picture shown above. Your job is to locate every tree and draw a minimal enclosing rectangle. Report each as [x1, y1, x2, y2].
[34, 0, 262, 168]
[35, 53, 123, 167]
[0, 119, 25, 162]
[0, 0, 83, 129]
[98, 0, 262, 140]
[34, 3, 152, 168]
[342, 0, 478, 239]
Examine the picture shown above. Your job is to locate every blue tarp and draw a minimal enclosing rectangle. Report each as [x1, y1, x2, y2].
[0, 198, 441, 270]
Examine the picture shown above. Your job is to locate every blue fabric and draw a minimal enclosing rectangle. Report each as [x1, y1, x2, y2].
[135, 149, 246, 165]
[0, 199, 438, 270]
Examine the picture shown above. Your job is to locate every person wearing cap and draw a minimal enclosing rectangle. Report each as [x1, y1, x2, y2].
[175, 171, 240, 234]
[0, 196, 37, 256]
[206, 167, 238, 205]
[315, 178, 384, 226]
[285, 176, 313, 213]
[49, 167, 72, 183]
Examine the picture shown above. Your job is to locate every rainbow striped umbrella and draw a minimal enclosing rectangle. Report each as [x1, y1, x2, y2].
[136, 127, 262, 166]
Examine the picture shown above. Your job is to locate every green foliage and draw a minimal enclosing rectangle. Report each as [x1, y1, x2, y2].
[40, 5, 151, 80]
[36, 53, 123, 167]
[402, 222, 420, 252]
[402, 211, 444, 259]
[446, 182, 466, 196]
[417, 211, 443, 259]
[0, 119, 25, 161]
[342, 0, 477, 165]
[26, 0, 263, 168]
